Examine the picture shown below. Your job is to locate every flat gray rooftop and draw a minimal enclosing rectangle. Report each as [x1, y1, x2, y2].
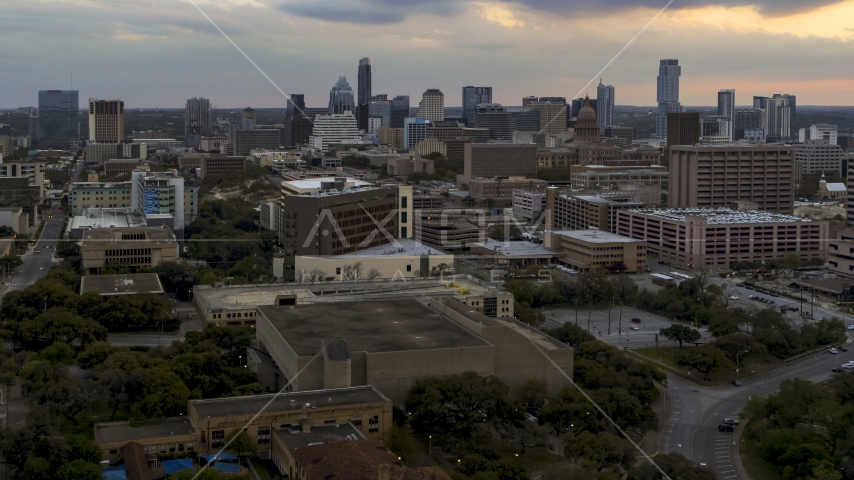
[472, 240, 562, 257]
[552, 230, 644, 244]
[274, 423, 365, 450]
[258, 299, 490, 357]
[80, 273, 164, 296]
[95, 417, 195, 444]
[191, 386, 388, 419]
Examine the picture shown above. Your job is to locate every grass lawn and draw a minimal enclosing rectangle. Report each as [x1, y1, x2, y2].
[740, 424, 783, 480]
[632, 347, 785, 387]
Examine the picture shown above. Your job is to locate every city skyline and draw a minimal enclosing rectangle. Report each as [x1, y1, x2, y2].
[2, 1, 853, 108]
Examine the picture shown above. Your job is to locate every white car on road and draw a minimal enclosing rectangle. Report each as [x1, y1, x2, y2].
[629, 325, 639, 331]
[848, 325, 854, 330]
[828, 347, 838, 354]
[730, 295, 739, 300]
[843, 361, 854, 369]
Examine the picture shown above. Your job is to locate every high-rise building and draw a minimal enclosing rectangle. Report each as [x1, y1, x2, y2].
[755, 94, 796, 141]
[416, 89, 444, 122]
[462, 86, 492, 126]
[28, 108, 39, 144]
[799, 124, 838, 145]
[286, 94, 305, 118]
[669, 144, 794, 214]
[309, 113, 359, 152]
[474, 103, 514, 140]
[462, 143, 537, 183]
[570, 98, 597, 119]
[522, 96, 538, 108]
[666, 112, 700, 147]
[357, 58, 372, 132]
[390, 95, 410, 129]
[131, 169, 187, 229]
[528, 101, 566, 137]
[717, 89, 735, 140]
[510, 110, 540, 132]
[185, 97, 211, 136]
[369, 94, 391, 128]
[404, 118, 430, 149]
[88, 99, 125, 143]
[701, 115, 732, 139]
[539, 97, 568, 127]
[596, 80, 615, 132]
[793, 140, 845, 181]
[38, 90, 79, 150]
[328, 77, 355, 115]
[733, 109, 764, 141]
[656, 59, 681, 139]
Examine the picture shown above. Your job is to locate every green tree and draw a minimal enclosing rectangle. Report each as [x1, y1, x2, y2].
[227, 255, 271, 284]
[40, 343, 75, 364]
[385, 425, 419, 461]
[565, 431, 634, 472]
[659, 324, 701, 347]
[676, 346, 733, 381]
[709, 333, 768, 363]
[226, 430, 257, 457]
[55, 459, 102, 480]
[131, 366, 190, 422]
[513, 378, 549, 409]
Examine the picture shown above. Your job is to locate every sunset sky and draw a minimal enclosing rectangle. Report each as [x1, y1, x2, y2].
[2, 0, 853, 108]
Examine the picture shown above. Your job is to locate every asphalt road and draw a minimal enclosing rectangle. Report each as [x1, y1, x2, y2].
[7, 213, 65, 291]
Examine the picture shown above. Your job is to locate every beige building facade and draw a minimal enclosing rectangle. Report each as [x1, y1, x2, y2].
[545, 229, 647, 273]
[80, 226, 179, 273]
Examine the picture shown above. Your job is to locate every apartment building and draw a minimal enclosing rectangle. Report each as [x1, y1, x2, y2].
[669, 144, 794, 214]
[80, 226, 179, 273]
[617, 208, 827, 267]
[88, 99, 124, 143]
[546, 188, 643, 233]
[545, 229, 647, 273]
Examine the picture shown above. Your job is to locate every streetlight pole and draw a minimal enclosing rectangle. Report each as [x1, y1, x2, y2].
[736, 350, 748, 382]
[587, 301, 591, 334]
[608, 297, 612, 335]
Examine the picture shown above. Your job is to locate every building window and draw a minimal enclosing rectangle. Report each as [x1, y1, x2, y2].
[160, 445, 166, 453]
[401, 226, 407, 237]
[401, 212, 407, 223]
[258, 426, 270, 445]
[351, 417, 362, 428]
[212, 430, 225, 448]
[406, 265, 412, 272]
[110, 449, 118, 455]
[369, 416, 379, 433]
[179, 443, 185, 452]
[187, 442, 194, 451]
[401, 196, 408, 208]
[169, 444, 176, 453]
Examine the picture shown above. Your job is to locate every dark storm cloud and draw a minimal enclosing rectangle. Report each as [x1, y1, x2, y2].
[278, 0, 846, 24]
[500, 0, 845, 16]
[278, 0, 462, 25]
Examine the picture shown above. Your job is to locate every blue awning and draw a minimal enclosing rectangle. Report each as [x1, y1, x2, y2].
[211, 462, 242, 475]
[102, 467, 128, 480]
[163, 458, 195, 475]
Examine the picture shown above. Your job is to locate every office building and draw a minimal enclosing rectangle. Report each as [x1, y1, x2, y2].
[669, 144, 794, 214]
[512, 190, 548, 220]
[286, 94, 305, 118]
[0, 161, 45, 198]
[27, 108, 39, 144]
[617, 208, 827, 267]
[403, 118, 430, 150]
[37, 90, 79, 149]
[84, 143, 146, 164]
[717, 89, 735, 140]
[368, 94, 391, 128]
[427, 120, 463, 141]
[284, 115, 313, 147]
[184, 97, 211, 136]
[309, 113, 359, 153]
[131, 170, 186, 229]
[573, 96, 600, 142]
[799, 124, 837, 145]
[234, 129, 280, 156]
[474, 103, 514, 140]
[605, 126, 636, 146]
[295, 238, 451, 281]
[416, 89, 444, 122]
[390, 95, 410, 128]
[570, 164, 668, 190]
[0, 178, 41, 230]
[734, 109, 764, 141]
[88, 99, 124, 143]
[545, 229, 647, 273]
[666, 112, 700, 146]
[254, 296, 573, 403]
[0, 136, 12, 157]
[199, 155, 248, 179]
[793, 140, 846, 180]
[462, 86, 492, 126]
[522, 96, 537, 108]
[546, 189, 643, 233]
[375, 126, 404, 149]
[328, 77, 355, 115]
[69, 181, 133, 215]
[511, 110, 540, 132]
[596, 80, 615, 132]
[462, 143, 537, 183]
[529, 101, 567, 137]
[80, 226, 179, 274]
[356, 58, 372, 131]
[278, 185, 412, 281]
[387, 155, 434, 177]
[656, 59, 682, 139]
[467, 177, 547, 202]
[0, 207, 28, 235]
[755, 94, 796, 141]
[701, 115, 732, 140]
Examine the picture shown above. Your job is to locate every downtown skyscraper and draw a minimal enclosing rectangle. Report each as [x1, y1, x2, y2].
[37, 90, 79, 149]
[717, 89, 735, 140]
[656, 59, 681, 139]
[357, 58, 371, 131]
[416, 89, 444, 122]
[185, 97, 211, 136]
[88, 98, 124, 143]
[328, 76, 355, 115]
[596, 79, 615, 133]
[462, 86, 492, 126]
